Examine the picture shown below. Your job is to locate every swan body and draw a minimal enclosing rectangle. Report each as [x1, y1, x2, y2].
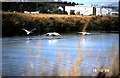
[77, 32, 91, 35]
[44, 32, 61, 36]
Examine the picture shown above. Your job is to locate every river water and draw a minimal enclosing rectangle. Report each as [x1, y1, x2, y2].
[2, 33, 119, 76]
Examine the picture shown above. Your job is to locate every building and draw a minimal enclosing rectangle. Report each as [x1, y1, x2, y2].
[58, 6, 64, 11]
[65, 5, 118, 15]
[65, 6, 75, 15]
[75, 5, 94, 15]
[65, 5, 98, 15]
[110, 12, 119, 15]
[96, 7, 101, 15]
[101, 8, 109, 15]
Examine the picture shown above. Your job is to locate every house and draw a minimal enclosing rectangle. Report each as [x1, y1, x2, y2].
[31, 11, 39, 14]
[65, 5, 96, 15]
[58, 6, 64, 11]
[24, 11, 30, 14]
[110, 12, 119, 15]
[24, 11, 39, 14]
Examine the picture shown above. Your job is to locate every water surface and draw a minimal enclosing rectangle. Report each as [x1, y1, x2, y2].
[2, 33, 119, 76]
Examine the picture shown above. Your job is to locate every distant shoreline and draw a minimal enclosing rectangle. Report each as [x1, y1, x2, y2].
[1, 12, 119, 37]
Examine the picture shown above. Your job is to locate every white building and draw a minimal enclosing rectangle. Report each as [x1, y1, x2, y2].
[101, 8, 109, 15]
[96, 7, 101, 15]
[65, 5, 95, 15]
[65, 6, 76, 15]
[65, 5, 117, 15]
[75, 5, 94, 15]
[58, 6, 64, 11]
[110, 12, 119, 15]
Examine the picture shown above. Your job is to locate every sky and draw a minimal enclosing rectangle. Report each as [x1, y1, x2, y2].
[0, 0, 119, 6]
[62, 0, 119, 3]
[62, 0, 119, 6]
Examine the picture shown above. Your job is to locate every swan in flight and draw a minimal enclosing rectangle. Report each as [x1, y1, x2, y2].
[44, 32, 61, 36]
[77, 32, 91, 35]
[22, 28, 36, 34]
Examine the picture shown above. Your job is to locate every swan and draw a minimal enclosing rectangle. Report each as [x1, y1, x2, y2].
[77, 32, 91, 35]
[22, 28, 36, 34]
[44, 32, 61, 36]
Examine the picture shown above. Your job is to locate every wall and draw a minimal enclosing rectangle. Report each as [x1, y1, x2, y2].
[96, 7, 101, 15]
[65, 5, 94, 15]
[101, 8, 109, 15]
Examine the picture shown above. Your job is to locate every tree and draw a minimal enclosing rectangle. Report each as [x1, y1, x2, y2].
[68, 2, 71, 4]
[72, 2, 76, 5]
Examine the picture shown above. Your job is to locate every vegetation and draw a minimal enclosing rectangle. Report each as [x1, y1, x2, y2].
[87, 15, 119, 31]
[2, 12, 119, 37]
[2, 2, 77, 14]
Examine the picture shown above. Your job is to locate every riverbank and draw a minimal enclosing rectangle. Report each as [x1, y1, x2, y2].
[1, 12, 119, 37]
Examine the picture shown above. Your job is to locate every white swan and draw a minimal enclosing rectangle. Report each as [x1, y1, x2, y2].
[44, 32, 61, 36]
[22, 28, 36, 34]
[77, 32, 91, 35]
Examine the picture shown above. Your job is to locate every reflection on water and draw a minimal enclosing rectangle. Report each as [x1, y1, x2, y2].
[2, 33, 119, 76]
[48, 39, 58, 44]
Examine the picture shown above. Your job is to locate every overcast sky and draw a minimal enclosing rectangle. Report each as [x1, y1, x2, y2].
[62, 0, 119, 6]
[0, 0, 119, 6]
[62, 0, 119, 2]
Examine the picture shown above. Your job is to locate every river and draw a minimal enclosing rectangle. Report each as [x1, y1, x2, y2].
[2, 33, 119, 76]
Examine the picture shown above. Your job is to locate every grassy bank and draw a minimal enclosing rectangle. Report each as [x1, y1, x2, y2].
[2, 12, 119, 37]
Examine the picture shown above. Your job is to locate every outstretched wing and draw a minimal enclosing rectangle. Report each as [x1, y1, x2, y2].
[30, 28, 36, 32]
[22, 28, 30, 33]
